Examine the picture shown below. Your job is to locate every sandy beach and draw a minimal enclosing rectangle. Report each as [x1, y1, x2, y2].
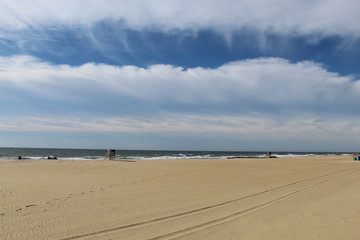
[1, 155, 360, 240]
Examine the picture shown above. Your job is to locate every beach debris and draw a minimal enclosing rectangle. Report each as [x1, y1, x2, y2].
[105, 149, 116, 160]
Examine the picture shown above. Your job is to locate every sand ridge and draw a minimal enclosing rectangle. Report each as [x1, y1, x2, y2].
[1, 156, 359, 239]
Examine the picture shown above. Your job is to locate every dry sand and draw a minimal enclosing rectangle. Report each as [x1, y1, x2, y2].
[1, 155, 360, 240]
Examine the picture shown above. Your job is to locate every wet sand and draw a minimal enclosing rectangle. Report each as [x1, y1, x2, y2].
[1, 155, 359, 239]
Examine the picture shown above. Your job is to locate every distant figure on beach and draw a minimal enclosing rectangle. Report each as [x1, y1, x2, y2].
[18, 156, 22, 160]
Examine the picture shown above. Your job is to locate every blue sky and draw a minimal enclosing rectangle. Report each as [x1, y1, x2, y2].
[1, 0, 360, 151]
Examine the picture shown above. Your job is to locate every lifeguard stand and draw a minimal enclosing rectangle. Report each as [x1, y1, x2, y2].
[265, 152, 277, 158]
[105, 149, 116, 160]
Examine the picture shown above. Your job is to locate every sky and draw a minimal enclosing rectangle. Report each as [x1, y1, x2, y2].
[1, 0, 360, 151]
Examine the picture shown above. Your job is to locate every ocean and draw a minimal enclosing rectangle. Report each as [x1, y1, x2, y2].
[0, 147, 353, 160]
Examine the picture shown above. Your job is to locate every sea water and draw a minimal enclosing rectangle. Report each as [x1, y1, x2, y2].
[0, 147, 352, 160]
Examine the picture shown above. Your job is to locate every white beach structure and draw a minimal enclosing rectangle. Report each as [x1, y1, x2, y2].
[105, 149, 116, 160]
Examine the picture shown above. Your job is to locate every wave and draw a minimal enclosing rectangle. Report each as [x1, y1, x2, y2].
[0, 147, 353, 161]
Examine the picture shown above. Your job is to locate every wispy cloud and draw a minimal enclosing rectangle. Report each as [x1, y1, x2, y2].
[0, 0, 359, 36]
[1, 114, 360, 151]
[1, 1, 359, 72]
[1, 113, 360, 140]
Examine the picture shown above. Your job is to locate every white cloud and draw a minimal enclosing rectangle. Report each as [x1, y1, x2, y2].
[0, 0, 359, 36]
[1, 55, 360, 150]
[0, 55, 358, 115]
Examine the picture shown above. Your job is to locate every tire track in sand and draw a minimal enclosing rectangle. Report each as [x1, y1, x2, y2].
[62, 167, 358, 240]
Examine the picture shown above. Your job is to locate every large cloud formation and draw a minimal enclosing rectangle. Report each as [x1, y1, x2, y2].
[1, 55, 359, 116]
[1, 55, 360, 150]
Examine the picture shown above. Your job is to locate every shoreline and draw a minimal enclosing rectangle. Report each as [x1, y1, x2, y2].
[0, 152, 353, 162]
[1, 155, 359, 239]
[0, 147, 354, 161]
